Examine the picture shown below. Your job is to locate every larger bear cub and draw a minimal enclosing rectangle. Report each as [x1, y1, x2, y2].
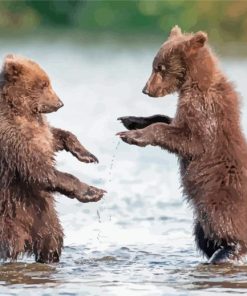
[0, 55, 105, 263]
[118, 26, 247, 264]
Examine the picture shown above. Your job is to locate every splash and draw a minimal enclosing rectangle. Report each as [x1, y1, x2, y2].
[107, 139, 121, 191]
[96, 140, 121, 241]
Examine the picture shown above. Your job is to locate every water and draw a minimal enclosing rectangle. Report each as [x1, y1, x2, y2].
[0, 36, 247, 295]
[97, 139, 121, 224]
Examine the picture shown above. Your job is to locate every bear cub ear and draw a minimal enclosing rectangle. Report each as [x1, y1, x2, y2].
[3, 55, 23, 82]
[186, 31, 208, 53]
[169, 25, 182, 39]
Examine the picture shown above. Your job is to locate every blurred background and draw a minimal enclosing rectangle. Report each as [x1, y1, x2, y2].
[0, 0, 247, 52]
[1, 1, 247, 296]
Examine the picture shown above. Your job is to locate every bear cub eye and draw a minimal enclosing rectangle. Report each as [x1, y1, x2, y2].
[157, 64, 167, 73]
[41, 81, 49, 88]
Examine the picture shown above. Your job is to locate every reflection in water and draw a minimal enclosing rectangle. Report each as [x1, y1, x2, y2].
[0, 262, 58, 286]
[172, 263, 247, 291]
[1, 246, 247, 294]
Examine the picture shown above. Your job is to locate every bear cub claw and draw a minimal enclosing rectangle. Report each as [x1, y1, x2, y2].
[117, 130, 150, 147]
[75, 150, 99, 164]
[77, 186, 106, 203]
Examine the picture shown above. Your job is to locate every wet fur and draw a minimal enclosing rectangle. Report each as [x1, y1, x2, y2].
[0, 55, 105, 263]
[118, 26, 247, 264]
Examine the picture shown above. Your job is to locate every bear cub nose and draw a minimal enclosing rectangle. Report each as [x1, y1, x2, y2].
[57, 99, 64, 109]
[142, 86, 149, 95]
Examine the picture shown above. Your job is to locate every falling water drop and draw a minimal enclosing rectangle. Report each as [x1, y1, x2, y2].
[96, 139, 121, 230]
[107, 139, 121, 190]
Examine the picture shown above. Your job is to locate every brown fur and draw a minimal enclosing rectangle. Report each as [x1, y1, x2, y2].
[0, 55, 105, 263]
[118, 26, 247, 264]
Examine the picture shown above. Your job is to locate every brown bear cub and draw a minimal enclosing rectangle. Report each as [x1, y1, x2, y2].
[118, 26, 247, 264]
[0, 55, 105, 263]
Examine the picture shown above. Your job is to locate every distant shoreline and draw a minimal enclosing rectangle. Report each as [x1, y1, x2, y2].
[0, 29, 246, 58]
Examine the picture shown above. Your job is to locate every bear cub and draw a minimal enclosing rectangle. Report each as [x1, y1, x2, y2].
[0, 55, 105, 263]
[118, 26, 247, 264]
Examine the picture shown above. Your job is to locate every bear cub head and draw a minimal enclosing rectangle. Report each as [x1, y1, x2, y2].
[142, 25, 208, 97]
[1, 55, 63, 115]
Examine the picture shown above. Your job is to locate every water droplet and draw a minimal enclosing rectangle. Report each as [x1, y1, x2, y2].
[96, 139, 121, 241]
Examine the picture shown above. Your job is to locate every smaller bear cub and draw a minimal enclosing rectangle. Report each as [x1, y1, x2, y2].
[0, 55, 105, 263]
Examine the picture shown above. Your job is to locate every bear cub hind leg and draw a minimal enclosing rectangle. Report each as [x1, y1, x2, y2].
[194, 221, 219, 259]
[34, 233, 63, 264]
[208, 246, 236, 264]
[195, 221, 246, 264]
